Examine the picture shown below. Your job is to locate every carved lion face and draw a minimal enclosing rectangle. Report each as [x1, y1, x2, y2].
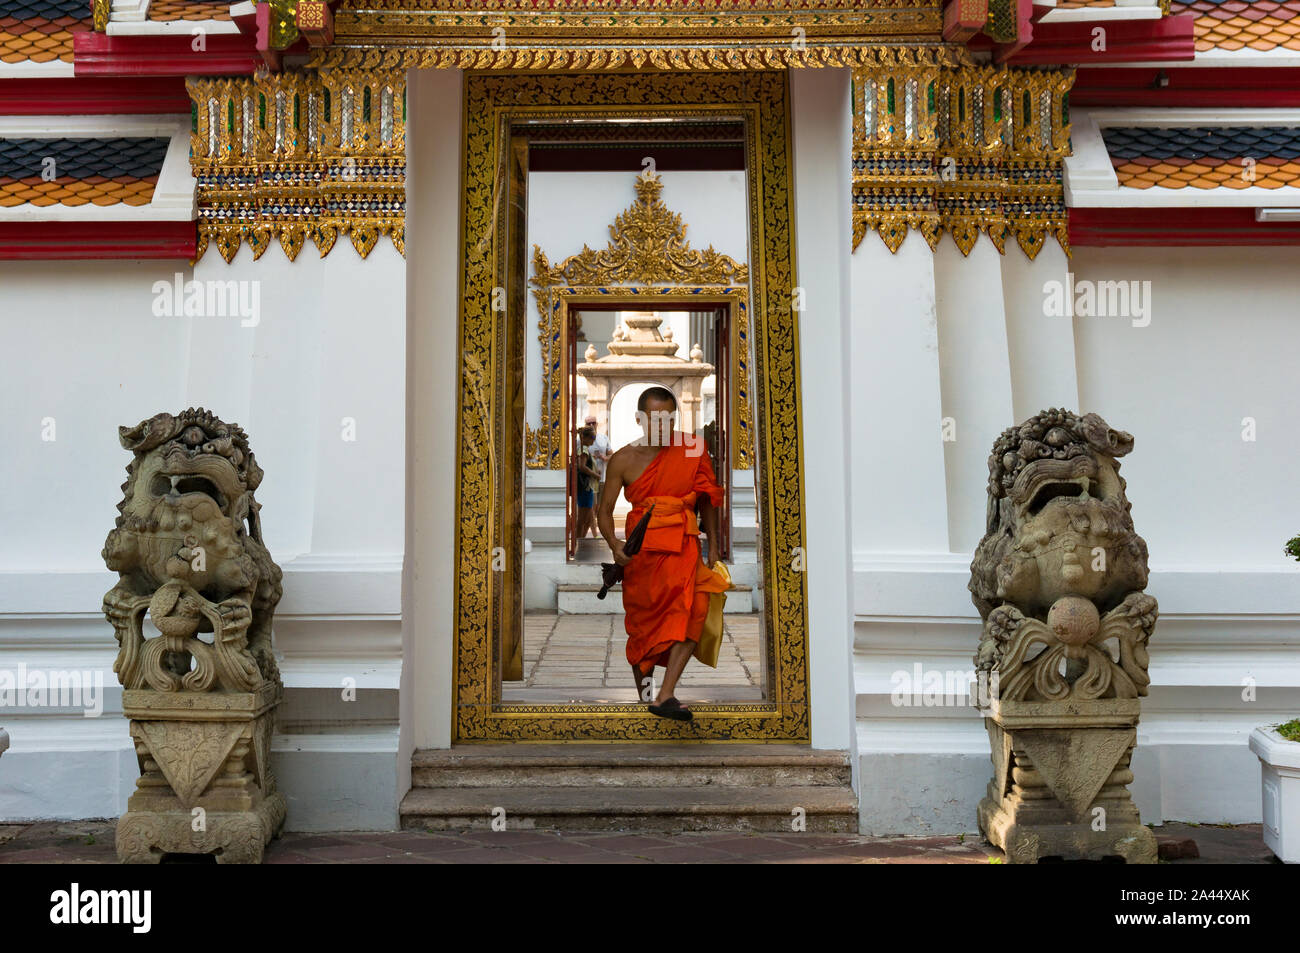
[107, 409, 263, 595]
[971, 410, 1149, 619]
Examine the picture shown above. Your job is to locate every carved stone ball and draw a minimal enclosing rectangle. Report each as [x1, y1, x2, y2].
[1047, 595, 1100, 646]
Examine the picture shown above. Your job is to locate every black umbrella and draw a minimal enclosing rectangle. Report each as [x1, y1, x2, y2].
[596, 504, 655, 599]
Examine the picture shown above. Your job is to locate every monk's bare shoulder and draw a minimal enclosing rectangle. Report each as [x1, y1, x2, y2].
[606, 445, 636, 482]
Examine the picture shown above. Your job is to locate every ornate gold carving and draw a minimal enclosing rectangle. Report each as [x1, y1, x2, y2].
[309, 0, 947, 71]
[535, 174, 749, 289]
[852, 62, 1074, 260]
[92, 0, 110, 32]
[527, 173, 753, 471]
[186, 70, 405, 263]
[457, 71, 808, 742]
[266, 0, 302, 50]
[309, 35, 965, 71]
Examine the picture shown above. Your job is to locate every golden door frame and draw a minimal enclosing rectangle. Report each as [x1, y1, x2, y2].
[454, 70, 809, 742]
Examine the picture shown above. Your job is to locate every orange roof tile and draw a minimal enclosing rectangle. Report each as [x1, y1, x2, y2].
[0, 175, 159, 208]
[147, 0, 232, 21]
[0, 14, 87, 63]
[1113, 158, 1300, 188]
[1169, 0, 1300, 53]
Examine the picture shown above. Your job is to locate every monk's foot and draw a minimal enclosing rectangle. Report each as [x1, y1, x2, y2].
[648, 696, 692, 721]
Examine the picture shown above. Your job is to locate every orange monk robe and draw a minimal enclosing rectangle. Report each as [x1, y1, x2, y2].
[621, 439, 730, 671]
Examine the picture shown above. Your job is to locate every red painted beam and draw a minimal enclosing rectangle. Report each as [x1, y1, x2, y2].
[996, 14, 1195, 65]
[72, 31, 260, 77]
[0, 221, 197, 260]
[1071, 67, 1300, 108]
[0, 77, 191, 115]
[1070, 207, 1300, 246]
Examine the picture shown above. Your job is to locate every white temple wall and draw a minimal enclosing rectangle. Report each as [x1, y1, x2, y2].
[851, 235, 1300, 834]
[402, 65, 463, 760]
[790, 68, 856, 753]
[0, 240, 406, 829]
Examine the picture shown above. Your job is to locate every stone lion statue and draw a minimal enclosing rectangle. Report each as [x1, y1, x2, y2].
[102, 408, 282, 692]
[969, 408, 1157, 701]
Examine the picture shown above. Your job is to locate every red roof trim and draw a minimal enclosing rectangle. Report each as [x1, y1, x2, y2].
[71, 31, 260, 77]
[990, 14, 1197, 65]
[1071, 67, 1300, 108]
[1070, 207, 1300, 245]
[0, 77, 191, 115]
[0, 220, 196, 260]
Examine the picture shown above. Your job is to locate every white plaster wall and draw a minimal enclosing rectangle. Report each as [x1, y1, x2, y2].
[1072, 246, 1300, 567]
[791, 69, 855, 754]
[0, 239, 406, 828]
[403, 66, 463, 756]
[852, 236, 1300, 834]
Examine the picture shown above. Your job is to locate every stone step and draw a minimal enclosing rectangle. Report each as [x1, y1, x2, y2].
[399, 785, 858, 832]
[557, 583, 755, 614]
[410, 744, 851, 788]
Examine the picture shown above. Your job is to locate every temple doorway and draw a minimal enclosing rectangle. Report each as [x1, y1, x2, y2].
[450, 72, 810, 742]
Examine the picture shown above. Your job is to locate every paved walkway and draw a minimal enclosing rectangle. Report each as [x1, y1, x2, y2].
[503, 612, 763, 704]
[0, 820, 1277, 864]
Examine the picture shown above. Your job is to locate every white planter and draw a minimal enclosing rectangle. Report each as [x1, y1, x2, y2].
[1249, 726, 1300, 863]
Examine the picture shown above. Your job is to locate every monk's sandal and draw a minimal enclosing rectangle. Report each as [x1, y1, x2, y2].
[648, 697, 692, 721]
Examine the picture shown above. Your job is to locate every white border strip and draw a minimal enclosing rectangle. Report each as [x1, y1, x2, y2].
[109, 0, 151, 22]
[1087, 48, 1300, 68]
[107, 19, 240, 35]
[0, 60, 76, 79]
[1040, 6, 1163, 22]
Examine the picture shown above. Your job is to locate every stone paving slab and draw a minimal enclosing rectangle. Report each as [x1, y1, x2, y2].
[0, 820, 1278, 864]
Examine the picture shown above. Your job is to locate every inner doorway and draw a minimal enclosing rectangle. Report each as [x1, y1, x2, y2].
[565, 305, 733, 564]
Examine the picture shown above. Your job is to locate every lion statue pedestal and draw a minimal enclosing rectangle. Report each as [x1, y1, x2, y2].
[103, 409, 286, 864]
[970, 409, 1158, 864]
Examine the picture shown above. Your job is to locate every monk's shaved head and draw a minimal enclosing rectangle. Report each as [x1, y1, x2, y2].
[637, 386, 677, 413]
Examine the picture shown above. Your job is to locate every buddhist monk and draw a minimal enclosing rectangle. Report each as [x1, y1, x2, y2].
[597, 385, 729, 720]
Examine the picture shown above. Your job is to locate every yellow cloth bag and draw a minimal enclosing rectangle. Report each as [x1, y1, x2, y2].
[692, 562, 731, 669]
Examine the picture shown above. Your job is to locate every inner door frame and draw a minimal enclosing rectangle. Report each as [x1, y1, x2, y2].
[560, 294, 745, 565]
[453, 70, 809, 742]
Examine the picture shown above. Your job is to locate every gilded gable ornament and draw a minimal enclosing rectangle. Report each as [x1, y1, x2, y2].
[533, 173, 749, 290]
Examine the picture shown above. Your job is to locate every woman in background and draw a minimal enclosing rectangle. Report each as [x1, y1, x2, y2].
[573, 426, 601, 542]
